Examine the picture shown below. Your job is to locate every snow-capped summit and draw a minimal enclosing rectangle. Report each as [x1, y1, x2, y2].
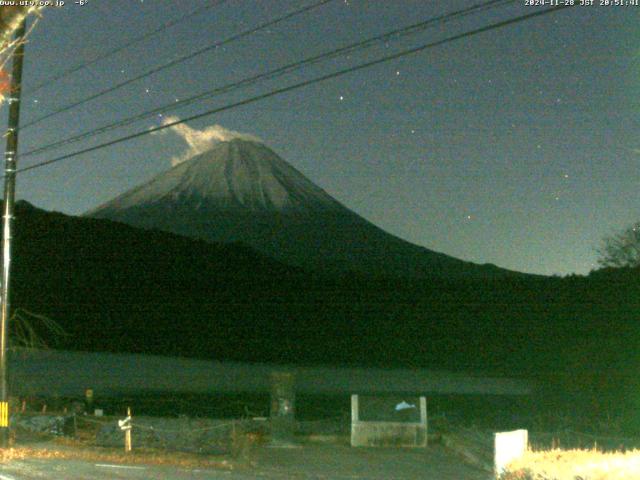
[91, 139, 342, 214]
[86, 139, 513, 277]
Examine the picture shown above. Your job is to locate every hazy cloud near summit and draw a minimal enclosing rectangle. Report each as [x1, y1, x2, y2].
[159, 116, 261, 166]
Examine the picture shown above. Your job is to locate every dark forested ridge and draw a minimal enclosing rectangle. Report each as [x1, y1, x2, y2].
[9, 201, 640, 409]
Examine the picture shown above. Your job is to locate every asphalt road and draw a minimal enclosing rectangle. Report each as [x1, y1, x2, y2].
[0, 445, 491, 479]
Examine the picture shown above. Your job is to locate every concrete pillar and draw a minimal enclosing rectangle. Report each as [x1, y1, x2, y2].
[270, 371, 295, 446]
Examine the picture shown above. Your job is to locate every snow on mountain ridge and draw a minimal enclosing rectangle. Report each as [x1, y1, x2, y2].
[90, 139, 342, 214]
[158, 116, 263, 166]
[86, 137, 521, 277]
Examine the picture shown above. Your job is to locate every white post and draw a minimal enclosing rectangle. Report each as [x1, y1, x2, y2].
[350, 394, 359, 447]
[125, 407, 132, 452]
[494, 429, 528, 477]
[419, 397, 427, 424]
[419, 396, 427, 446]
[351, 394, 359, 423]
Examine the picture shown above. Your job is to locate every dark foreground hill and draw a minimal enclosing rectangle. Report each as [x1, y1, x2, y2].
[10, 200, 640, 376]
[8, 201, 640, 425]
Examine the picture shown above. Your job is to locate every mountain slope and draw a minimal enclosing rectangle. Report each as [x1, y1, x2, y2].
[86, 139, 517, 277]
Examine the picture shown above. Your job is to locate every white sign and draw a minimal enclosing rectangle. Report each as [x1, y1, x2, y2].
[118, 416, 132, 431]
[494, 429, 528, 476]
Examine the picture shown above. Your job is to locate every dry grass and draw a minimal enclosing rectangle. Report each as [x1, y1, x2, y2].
[502, 448, 640, 480]
[0, 442, 234, 469]
[1, 427, 239, 470]
[3, 413, 267, 470]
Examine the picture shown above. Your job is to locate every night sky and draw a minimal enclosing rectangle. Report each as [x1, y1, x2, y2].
[8, 0, 640, 276]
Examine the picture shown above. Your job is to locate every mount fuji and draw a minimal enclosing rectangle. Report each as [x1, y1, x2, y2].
[86, 139, 513, 277]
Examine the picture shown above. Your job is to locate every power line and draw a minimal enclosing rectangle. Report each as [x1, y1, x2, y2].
[19, 0, 335, 130]
[15, 5, 571, 176]
[22, 0, 516, 159]
[24, 0, 228, 97]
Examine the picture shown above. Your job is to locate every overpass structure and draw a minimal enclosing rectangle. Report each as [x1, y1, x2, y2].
[8, 349, 531, 398]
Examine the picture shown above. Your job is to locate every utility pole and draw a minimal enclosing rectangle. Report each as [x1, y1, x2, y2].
[0, 18, 26, 447]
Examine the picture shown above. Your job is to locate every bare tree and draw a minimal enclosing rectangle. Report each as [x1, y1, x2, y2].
[0, 6, 43, 104]
[597, 221, 640, 268]
[0, 6, 41, 54]
[10, 308, 66, 350]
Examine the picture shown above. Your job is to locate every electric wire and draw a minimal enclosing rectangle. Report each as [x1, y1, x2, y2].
[21, 0, 516, 159]
[15, 5, 571, 176]
[24, 0, 228, 96]
[19, 0, 335, 130]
